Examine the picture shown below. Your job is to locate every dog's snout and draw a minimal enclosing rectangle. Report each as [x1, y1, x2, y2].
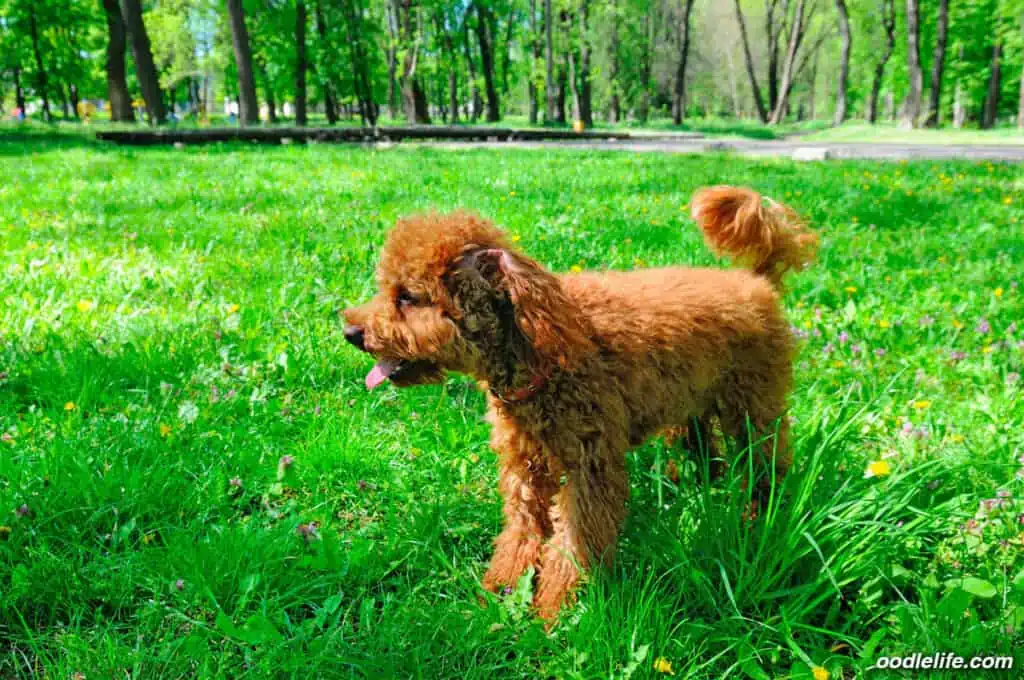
[344, 325, 366, 351]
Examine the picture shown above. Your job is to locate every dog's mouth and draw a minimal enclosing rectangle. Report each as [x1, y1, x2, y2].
[364, 358, 441, 390]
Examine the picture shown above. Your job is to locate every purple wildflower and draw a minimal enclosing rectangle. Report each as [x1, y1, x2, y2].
[851, 343, 863, 354]
[976, 319, 990, 334]
[839, 331, 850, 345]
[902, 422, 915, 435]
[950, 351, 967, 362]
[875, 348, 887, 357]
[997, 489, 1011, 498]
[823, 343, 835, 355]
[15, 504, 31, 518]
[919, 315, 935, 327]
[812, 328, 821, 337]
[502, 585, 514, 595]
[175, 579, 185, 591]
[229, 476, 242, 488]
[1007, 372, 1020, 385]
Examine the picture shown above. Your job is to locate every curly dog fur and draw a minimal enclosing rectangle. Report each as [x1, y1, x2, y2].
[343, 186, 817, 620]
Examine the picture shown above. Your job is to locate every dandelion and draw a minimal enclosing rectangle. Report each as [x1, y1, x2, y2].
[950, 434, 965, 443]
[913, 400, 932, 410]
[511, 234, 521, 243]
[812, 667, 830, 680]
[982, 345, 994, 354]
[976, 319, 990, 334]
[64, 401, 76, 411]
[1003, 196, 1013, 205]
[227, 303, 240, 314]
[570, 265, 582, 273]
[878, 319, 890, 329]
[653, 657, 674, 675]
[994, 287, 1004, 298]
[865, 460, 892, 478]
[831, 360, 846, 368]
[953, 319, 964, 330]
[76, 300, 95, 313]
[159, 424, 172, 437]
[844, 286, 857, 294]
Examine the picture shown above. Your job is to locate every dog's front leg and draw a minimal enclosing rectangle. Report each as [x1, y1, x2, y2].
[533, 449, 629, 621]
[482, 456, 556, 594]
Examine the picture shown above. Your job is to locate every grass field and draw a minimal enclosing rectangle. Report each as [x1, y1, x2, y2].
[1, 134, 1022, 679]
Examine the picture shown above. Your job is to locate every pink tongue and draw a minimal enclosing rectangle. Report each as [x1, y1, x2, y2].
[365, 361, 395, 390]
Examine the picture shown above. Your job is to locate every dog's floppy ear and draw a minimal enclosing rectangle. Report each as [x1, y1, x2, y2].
[452, 247, 595, 371]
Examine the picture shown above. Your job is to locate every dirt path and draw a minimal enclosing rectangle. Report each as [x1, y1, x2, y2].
[428, 138, 1024, 162]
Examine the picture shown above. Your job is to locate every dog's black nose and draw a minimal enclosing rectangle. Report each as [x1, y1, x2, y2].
[344, 325, 366, 351]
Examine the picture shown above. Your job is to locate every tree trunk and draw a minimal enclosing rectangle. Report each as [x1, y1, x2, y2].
[528, 0, 539, 124]
[385, 3, 398, 119]
[544, 0, 556, 122]
[443, 28, 459, 124]
[14, 66, 26, 113]
[341, 0, 376, 125]
[953, 81, 965, 128]
[732, 0, 769, 123]
[1018, 61, 1024, 129]
[69, 83, 81, 120]
[555, 62, 567, 123]
[768, 0, 811, 125]
[121, 0, 166, 124]
[902, 0, 923, 128]
[394, 0, 430, 123]
[568, 0, 592, 126]
[636, 11, 653, 123]
[607, 0, 620, 123]
[866, 0, 895, 124]
[102, 0, 134, 122]
[226, 0, 260, 126]
[981, 41, 1002, 129]
[462, 16, 481, 122]
[295, 0, 308, 126]
[765, 0, 781, 112]
[671, 0, 695, 125]
[27, 7, 52, 122]
[923, 0, 949, 127]
[808, 45, 819, 119]
[260, 63, 278, 123]
[475, 3, 501, 122]
[315, 0, 340, 124]
[833, 0, 851, 125]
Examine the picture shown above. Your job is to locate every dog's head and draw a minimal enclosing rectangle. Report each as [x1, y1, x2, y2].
[343, 211, 594, 392]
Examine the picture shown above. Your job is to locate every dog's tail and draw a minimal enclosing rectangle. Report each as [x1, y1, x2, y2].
[690, 186, 818, 289]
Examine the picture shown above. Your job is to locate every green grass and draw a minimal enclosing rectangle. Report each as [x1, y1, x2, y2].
[1, 133, 1022, 679]
[802, 122, 1024, 146]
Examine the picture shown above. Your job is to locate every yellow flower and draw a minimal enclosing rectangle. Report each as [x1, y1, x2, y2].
[64, 402, 76, 411]
[844, 286, 857, 294]
[913, 400, 932, 410]
[142, 533, 155, 545]
[952, 320, 964, 329]
[950, 434, 965, 443]
[159, 424, 172, 437]
[653, 657, 674, 675]
[509, 191, 516, 197]
[570, 265, 583, 273]
[982, 345, 993, 354]
[76, 300, 95, 313]
[812, 667, 830, 680]
[227, 303, 240, 314]
[865, 460, 892, 478]
[802, 320, 812, 329]
[1003, 196, 1013, 205]
[831, 360, 846, 368]
[994, 287, 1003, 298]
[511, 234, 521, 243]
[879, 320, 890, 329]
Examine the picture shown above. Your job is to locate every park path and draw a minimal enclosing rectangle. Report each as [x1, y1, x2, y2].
[428, 137, 1024, 162]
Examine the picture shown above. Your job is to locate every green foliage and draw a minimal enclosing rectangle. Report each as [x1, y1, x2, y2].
[0, 133, 1022, 676]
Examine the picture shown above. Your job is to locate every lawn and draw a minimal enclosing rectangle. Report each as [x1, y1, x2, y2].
[801, 123, 1024, 146]
[0, 134, 1022, 679]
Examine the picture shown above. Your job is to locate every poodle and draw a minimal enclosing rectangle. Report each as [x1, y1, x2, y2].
[342, 186, 818, 620]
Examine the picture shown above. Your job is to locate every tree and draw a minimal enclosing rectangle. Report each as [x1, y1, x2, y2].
[833, 0, 851, 125]
[733, 0, 770, 123]
[902, 0, 923, 127]
[866, 0, 896, 123]
[475, 2, 501, 122]
[671, 0, 695, 125]
[606, 0, 620, 123]
[101, 0, 134, 122]
[226, 0, 260, 125]
[923, 0, 950, 127]
[981, 40, 1002, 128]
[566, 0, 593, 126]
[120, 0, 166, 124]
[393, 0, 430, 123]
[768, 0, 817, 125]
[26, 4, 52, 121]
[296, 0, 307, 125]
[544, 0, 555, 122]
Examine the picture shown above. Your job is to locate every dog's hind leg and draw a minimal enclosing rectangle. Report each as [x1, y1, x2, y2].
[533, 444, 629, 621]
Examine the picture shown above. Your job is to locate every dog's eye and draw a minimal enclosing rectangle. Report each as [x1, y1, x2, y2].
[396, 290, 418, 308]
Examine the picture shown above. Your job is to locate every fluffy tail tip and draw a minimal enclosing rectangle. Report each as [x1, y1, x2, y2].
[690, 185, 818, 287]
